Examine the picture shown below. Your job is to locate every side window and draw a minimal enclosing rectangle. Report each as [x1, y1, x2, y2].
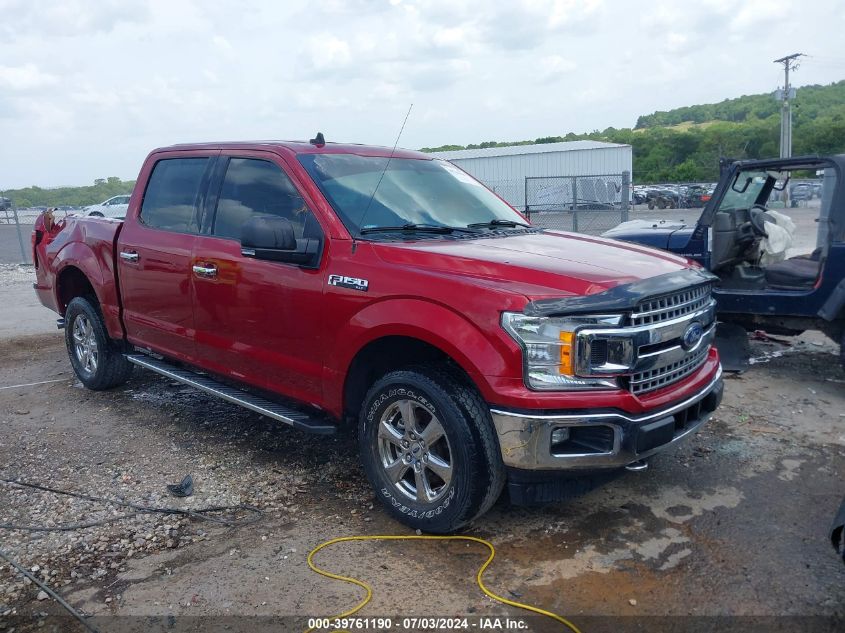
[140, 158, 208, 233]
[212, 158, 319, 241]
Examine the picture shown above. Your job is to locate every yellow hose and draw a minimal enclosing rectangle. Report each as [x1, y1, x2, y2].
[306, 535, 582, 633]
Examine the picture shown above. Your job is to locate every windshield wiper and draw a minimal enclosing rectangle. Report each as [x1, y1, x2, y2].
[467, 219, 531, 229]
[359, 223, 478, 235]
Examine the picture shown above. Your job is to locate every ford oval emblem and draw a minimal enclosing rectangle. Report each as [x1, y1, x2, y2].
[681, 322, 704, 351]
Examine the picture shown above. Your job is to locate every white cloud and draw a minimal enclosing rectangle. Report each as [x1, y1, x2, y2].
[539, 55, 578, 80]
[539, 0, 603, 29]
[0, 64, 58, 91]
[432, 26, 467, 49]
[305, 34, 353, 71]
[0, 0, 151, 39]
[0, 0, 841, 188]
[212, 35, 234, 53]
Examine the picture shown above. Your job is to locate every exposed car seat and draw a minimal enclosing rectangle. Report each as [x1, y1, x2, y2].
[711, 210, 752, 272]
[711, 212, 737, 271]
[764, 249, 821, 288]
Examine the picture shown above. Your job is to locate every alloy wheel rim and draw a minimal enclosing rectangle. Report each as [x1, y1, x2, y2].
[72, 315, 98, 375]
[377, 399, 453, 504]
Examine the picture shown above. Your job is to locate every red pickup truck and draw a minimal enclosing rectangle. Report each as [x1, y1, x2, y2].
[33, 139, 723, 532]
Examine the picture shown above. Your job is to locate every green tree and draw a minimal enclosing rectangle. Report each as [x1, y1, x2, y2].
[1, 178, 136, 208]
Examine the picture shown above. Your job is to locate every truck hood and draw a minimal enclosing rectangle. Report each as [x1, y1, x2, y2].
[602, 219, 695, 251]
[372, 230, 694, 300]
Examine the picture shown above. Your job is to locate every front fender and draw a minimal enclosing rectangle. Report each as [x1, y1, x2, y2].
[326, 298, 518, 415]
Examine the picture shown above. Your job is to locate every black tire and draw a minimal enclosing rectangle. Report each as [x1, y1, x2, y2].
[65, 296, 133, 390]
[358, 365, 505, 533]
[88, 211, 104, 217]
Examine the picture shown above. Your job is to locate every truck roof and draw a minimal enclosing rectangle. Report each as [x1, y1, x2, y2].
[154, 140, 430, 160]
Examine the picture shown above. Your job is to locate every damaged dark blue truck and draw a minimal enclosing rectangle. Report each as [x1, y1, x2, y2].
[604, 154, 845, 367]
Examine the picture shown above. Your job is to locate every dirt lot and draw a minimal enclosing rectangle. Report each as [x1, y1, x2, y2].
[1, 266, 844, 633]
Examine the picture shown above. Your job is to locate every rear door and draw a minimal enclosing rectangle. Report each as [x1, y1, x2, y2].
[117, 151, 217, 363]
[190, 151, 328, 405]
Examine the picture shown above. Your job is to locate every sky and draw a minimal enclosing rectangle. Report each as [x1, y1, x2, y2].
[1, 0, 845, 189]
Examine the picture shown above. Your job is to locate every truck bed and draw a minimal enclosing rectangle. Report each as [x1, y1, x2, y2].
[33, 214, 125, 339]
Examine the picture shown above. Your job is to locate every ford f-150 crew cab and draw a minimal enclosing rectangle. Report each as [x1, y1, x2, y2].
[33, 139, 723, 532]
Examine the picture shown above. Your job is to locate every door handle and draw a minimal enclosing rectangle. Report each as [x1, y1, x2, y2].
[119, 251, 139, 262]
[192, 264, 218, 278]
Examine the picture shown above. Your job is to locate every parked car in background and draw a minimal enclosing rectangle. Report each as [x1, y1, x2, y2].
[84, 195, 131, 219]
[646, 187, 681, 209]
[683, 184, 712, 208]
[636, 184, 715, 210]
[632, 187, 649, 205]
[788, 182, 814, 207]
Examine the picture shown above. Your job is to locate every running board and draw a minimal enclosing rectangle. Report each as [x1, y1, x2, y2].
[125, 354, 336, 435]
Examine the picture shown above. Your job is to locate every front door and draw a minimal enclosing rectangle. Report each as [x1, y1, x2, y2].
[117, 153, 215, 364]
[190, 153, 327, 406]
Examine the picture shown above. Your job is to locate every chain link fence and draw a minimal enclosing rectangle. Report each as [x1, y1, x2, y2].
[485, 179, 525, 208]
[0, 203, 33, 265]
[523, 172, 630, 235]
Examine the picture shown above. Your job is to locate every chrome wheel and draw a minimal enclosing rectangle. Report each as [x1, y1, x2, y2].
[377, 399, 453, 503]
[72, 315, 98, 375]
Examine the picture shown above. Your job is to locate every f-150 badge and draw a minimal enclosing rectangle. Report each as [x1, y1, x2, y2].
[328, 274, 369, 292]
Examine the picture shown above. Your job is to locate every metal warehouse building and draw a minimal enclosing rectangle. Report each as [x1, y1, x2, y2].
[428, 140, 632, 211]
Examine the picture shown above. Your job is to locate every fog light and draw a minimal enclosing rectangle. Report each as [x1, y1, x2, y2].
[551, 427, 570, 444]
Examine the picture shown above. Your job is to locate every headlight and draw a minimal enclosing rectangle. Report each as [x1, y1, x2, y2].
[501, 312, 623, 391]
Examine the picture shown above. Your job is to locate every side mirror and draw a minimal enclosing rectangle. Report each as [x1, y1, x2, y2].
[240, 215, 320, 267]
[241, 216, 297, 251]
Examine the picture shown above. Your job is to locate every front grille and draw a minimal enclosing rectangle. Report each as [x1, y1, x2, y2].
[629, 345, 709, 395]
[630, 284, 712, 326]
[589, 339, 608, 366]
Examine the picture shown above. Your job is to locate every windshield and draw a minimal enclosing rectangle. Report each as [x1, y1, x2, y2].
[297, 154, 527, 235]
[719, 170, 770, 211]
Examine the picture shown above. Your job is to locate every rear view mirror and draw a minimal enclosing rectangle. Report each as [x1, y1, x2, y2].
[240, 215, 320, 267]
[731, 174, 751, 194]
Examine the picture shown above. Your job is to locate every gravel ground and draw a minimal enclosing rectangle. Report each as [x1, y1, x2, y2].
[0, 271, 844, 632]
[0, 265, 60, 338]
[0, 264, 36, 285]
[0, 334, 371, 624]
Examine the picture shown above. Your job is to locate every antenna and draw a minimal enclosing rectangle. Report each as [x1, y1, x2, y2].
[358, 104, 413, 231]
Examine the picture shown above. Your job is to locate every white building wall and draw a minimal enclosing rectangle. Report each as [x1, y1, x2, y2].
[432, 145, 632, 208]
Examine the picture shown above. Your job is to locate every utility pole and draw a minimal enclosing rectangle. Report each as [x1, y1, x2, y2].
[774, 53, 803, 158]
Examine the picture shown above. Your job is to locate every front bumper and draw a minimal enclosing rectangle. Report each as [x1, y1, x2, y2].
[490, 366, 723, 471]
